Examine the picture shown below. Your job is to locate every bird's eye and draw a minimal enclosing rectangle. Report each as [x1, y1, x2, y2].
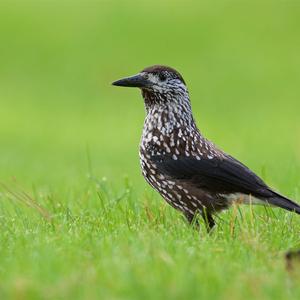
[159, 73, 167, 81]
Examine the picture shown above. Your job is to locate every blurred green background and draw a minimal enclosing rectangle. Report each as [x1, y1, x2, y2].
[1, 0, 299, 193]
[0, 1, 300, 299]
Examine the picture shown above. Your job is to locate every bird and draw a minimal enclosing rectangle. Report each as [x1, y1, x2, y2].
[112, 65, 300, 230]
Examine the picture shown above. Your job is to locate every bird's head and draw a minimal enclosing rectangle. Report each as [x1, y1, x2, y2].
[112, 65, 188, 103]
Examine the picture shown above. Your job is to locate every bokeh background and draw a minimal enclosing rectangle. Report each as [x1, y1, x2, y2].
[1, 0, 299, 193]
[0, 1, 300, 299]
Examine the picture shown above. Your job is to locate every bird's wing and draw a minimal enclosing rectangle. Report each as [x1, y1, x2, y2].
[152, 154, 300, 213]
[151, 154, 273, 198]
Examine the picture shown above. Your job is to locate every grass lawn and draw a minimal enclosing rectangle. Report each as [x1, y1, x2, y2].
[0, 1, 300, 299]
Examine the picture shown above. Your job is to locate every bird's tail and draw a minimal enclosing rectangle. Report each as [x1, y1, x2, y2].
[265, 191, 300, 214]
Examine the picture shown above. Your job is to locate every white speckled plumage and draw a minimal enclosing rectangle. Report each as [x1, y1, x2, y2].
[137, 67, 226, 227]
[113, 65, 300, 230]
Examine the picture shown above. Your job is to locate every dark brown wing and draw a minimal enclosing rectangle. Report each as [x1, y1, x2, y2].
[151, 154, 273, 198]
[151, 154, 300, 213]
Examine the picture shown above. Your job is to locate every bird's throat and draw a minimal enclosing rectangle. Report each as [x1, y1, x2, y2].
[142, 96, 196, 139]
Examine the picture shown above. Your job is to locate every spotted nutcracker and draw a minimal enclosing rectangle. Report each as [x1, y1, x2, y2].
[112, 65, 300, 230]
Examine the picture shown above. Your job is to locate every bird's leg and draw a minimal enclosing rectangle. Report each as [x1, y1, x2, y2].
[201, 209, 215, 233]
[184, 212, 200, 229]
[184, 210, 215, 233]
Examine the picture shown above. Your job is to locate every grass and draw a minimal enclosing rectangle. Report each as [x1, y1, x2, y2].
[1, 178, 300, 299]
[0, 0, 300, 299]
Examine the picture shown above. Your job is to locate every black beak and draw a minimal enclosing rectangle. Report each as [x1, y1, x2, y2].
[112, 74, 151, 88]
